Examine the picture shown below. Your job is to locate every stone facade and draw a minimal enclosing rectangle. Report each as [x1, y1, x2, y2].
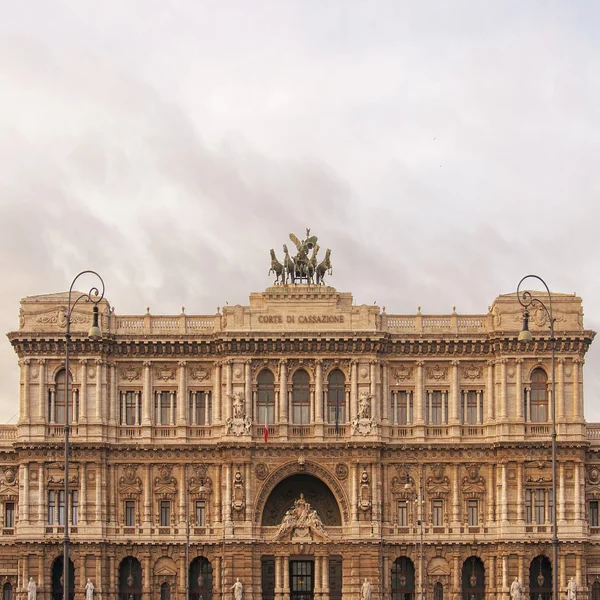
[2, 284, 599, 600]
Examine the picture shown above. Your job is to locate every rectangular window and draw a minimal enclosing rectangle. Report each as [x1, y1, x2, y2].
[465, 391, 479, 425]
[525, 489, 532, 524]
[397, 500, 408, 526]
[189, 391, 207, 425]
[590, 501, 599, 527]
[467, 499, 478, 526]
[160, 500, 171, 527]
[4, 502, 14, 528]
[195, 500, 206, 526]
[393, 391, 409, 425]
[71, 490, 78, 525]
[125, 500, 135, 527]
[125, 392, 137, 425]
[429, 392, 443, 425]
[432, 499, 443, 526]
[58, 490, 65, 526]
[48, 490, 55, 525]
[534, 489, 545, 524]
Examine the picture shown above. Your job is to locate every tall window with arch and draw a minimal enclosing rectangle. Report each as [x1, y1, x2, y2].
[49, 369, 78, 424]
[528, 368, 548, 423]
[327, 370, 345, 426]
[257, 370, 275, 426]
[292, 370, 310, 424]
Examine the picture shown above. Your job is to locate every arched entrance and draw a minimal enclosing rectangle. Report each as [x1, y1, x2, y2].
[391, 556, 415, 600]
[529, 556, 552, 600]
[51, 556, 75, 600]
[434, 581, 444, 600]
[461, 557, 484, 600]
[189, 557, 213, 600]
[2, 582, 12, 600]
[261, 474, 341, 526]
[592, 581, 600, 600]
[119, 556, 143, 600]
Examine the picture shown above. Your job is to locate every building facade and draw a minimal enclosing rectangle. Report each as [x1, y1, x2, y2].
[2, 259, 599, 600]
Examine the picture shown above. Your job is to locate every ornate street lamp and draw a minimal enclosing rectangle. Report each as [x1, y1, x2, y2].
[516, 275, 557, 600]
[62, 271, 105, 600]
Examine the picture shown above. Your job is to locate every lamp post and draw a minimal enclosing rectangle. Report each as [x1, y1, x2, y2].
[62, 271, 105, 600]
[516, 275, 557, 600]
[406, 470, 425, 600]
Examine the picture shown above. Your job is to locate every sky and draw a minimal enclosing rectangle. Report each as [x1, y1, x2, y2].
[1, 1, 599, 422]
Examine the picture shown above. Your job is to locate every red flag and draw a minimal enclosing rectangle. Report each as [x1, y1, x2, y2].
[264, 394, 269, 443]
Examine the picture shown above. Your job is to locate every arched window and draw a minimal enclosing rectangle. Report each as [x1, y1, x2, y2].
[529, 555, 552, 600]
[119, 556, 142, 600]
[434, 582, 444, 600]
[391, 557, 415, 600]
[530, 368, 548, 423]
[55, 370, 66, 424]
[160, 582, 171, 600]
[327, 370, 345, 425]
[592, 581, 600, 600]
[189, 557, 213, 600]
[257, 370, 275, 426]
[3, 582, 12, 600]
[292, 370, 310, 424]
[462, 556, 484, 600]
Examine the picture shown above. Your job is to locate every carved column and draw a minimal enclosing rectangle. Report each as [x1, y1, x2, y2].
[245, 360, 252, 421]
[96, 461, 102, 522]
[79, 359, 87, 424]
[50, 388, 55, 423]
[315, 360, 323, 424]
[500, 359, 508, 421]
[225, 361, 233, 421]
[370, 361, 378, 422]
[275, 556, 282, 600]
[143, 361, 152, 426]
[214, 556, 222, 599]
[452, 464, 460, 526]
[415, 361, 424, 425]
[573, 358, 582, 420]
[557, 358, 565, 420]
[280, 359, 288, 423]
[322, 556, 329, 600]
[22, 463, 29, 523]
[214, 362, 222, 424]
[487, 465, 495, 524]
[501, 463, 508, 522]
[314, 554, 322, 597]
[169, 391, 175, 425]
[559, 462, 566, 523]
[450, 360, 460, 424]
[575, 463, 581, 522]
[517, 462, 523, 523]
[144, 464, 152, 526]
[38, 359, 46, 422]
[516, 358, 523, 420]
[486, 360, 495, 423]
[350, 360, 358, 422]
[178, 361, 187, 425]
[80, 462, 87, 524]
[38, 463, 45, 523]
[245, 463, 252, 522]
[95, 359, 103, 422]
[213, 464, 221, 523]
[109, 361, 117, 426]
[351, 463, 358, 523]
[19, 359, 30, 424]
[283, 557, 290, 599]
[382, 361, 389, 423]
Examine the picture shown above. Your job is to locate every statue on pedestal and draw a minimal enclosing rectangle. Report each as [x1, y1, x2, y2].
[27, 578, 36, 600]
[510, 578, 522, 600]
[568, 577, 577, 600]
[361, 578, 371, 600]
[231, 578, 243, 600]
[85, 578, 94, 600]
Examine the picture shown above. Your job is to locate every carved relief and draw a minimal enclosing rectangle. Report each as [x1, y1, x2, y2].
[358, 470, 372, 512]
[351, 391, 374, 436]
[190, 365, 210, 382]
[524, 461, 552, 484]
[273, 493, 330, 541]
[232, 470, 245, 513]
[121, 366, 142, 382]
[335, 463, 348, 481]
[155, 365, 176, 382]
[392, 364, 413, 383]
[118, 464, 142, 499]
[426, 365, 448, 381]
[256, 463, 269, 480]
[189, 464, 212, 525]
[47, 463, 79, 487]
[462, 364, 482, 381]
[0, 468, 18, 502]
[462, 464, 485, 497]
[226, 392, 251, 436]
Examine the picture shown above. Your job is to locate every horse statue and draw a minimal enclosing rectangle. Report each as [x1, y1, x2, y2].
[269, 249, 284, 285]
[283, 244, 295, 284]
[315, 248, 332, 285]
[306, 244, 319, 285]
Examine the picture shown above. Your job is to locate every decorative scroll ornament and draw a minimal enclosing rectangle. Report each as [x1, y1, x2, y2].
[273, 493, 330, 541]
[190, 365, 210, 382]
[232, 470, 245, 512]
[426, 365, 448, 381]
[155, 365, 175, 382]
[358, 470, 372, 512]
[269, 228, 333, 285]
[226, 392, 252, 436]
[120, 366, 141, 382]
[36, 307, 87, 328]
[351, 391, 374, 435]
[462, 363, 482, 380]
[392, 365, 413, 383]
